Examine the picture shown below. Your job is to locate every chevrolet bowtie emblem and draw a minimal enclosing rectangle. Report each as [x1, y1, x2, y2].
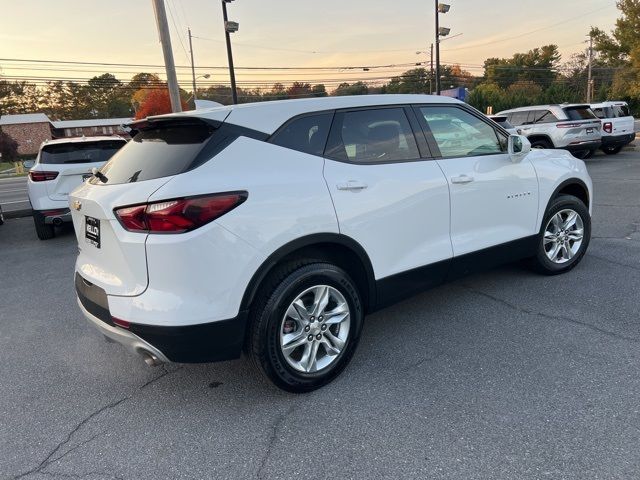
[72, 200, 82, 211]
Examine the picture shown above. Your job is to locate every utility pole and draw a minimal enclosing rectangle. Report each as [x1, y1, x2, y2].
[221, 0, 238, 104]
[151, 0, 182, 112]
[430, 42, 434, 94]
[586, 34, 594, 103]
[435, 0, 441, 95]
[188, 28, 198, 101]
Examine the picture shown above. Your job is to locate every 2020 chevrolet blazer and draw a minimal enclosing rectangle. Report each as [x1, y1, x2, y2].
[70, 95, 593, 392]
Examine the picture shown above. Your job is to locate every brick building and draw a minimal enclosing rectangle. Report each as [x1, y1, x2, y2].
[0, 114, 132, 157]
[0, 113, 53, 156]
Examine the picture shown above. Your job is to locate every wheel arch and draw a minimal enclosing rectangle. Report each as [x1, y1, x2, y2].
[550, 178, 590, 210]
[240, 233, 377, 314]
[527, 134, 554, 147]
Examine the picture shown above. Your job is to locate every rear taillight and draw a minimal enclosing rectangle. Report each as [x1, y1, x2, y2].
[29, 171, 59, 182]
[603, 122, 613, 133]
[114, 192, 247, 233]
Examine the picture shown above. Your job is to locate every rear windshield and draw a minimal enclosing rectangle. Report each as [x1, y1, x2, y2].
[96, 122, 215, 185]
[613, 105, 630, 117]
[40, 140, 126, 165]
[562, 107, 597, 121]
[493, 118, 514, 130]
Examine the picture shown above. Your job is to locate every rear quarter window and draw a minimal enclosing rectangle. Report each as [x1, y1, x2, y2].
[270, 113, 333, 156]
[40, 140, 126, 165]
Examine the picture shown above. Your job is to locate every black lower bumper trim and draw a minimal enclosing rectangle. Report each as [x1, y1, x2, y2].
[563, 141, 601, 152]
[128, 312, 249, 363]
[601, 133, 635, 147]
[75, 273, 112, 326]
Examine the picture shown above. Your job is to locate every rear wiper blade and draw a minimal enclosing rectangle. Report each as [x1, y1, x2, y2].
[63, 159, 93, 164]
[91, 167, 108, 183]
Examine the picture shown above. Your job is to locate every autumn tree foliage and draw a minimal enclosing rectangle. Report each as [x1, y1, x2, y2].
[134, 88, 187, 119]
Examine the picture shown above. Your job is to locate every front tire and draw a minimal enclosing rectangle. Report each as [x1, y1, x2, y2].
[33, 215, 55, 240]
[529, 195, 591, 275]
[530, 139, 552, 149]
[248, 261, 364, 393]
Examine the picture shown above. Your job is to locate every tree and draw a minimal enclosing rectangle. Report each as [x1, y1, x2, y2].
[590, 0, 640, 108]
[484, 45, 561, 89]
[134, 88, 187, 119]
[286, 82, 313, 99]
[333, 82, 369, 96]
[386, 68, 430, 94]
[0, 128, 20, 173]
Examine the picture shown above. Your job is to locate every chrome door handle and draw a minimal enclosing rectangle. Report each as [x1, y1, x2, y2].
[451, 174, 474, 184]
[337, 181, 368, 191]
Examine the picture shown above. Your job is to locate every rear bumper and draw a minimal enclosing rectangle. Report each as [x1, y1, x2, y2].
[33, 208, 72, 225]
[562, 140, 602, 152]
[601, 133, 635, 147]
[75, 272, 247, 364]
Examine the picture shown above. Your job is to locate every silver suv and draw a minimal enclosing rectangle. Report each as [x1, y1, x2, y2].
[497, 104, 602, 159]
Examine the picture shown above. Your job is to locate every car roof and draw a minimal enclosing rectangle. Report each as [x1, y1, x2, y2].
[147, 94, 461, 135]
[590, 101, 629, 108]
[40, 136, 126, 148]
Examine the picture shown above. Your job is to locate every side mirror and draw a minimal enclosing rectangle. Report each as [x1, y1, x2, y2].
[508, 135, 531, 163]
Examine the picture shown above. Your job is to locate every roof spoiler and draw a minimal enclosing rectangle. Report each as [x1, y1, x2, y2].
[125, 116, 223, 137]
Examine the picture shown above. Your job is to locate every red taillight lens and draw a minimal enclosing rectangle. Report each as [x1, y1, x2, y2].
[29, 171, 59, 182]
[603, 122, 613, 133]
[112, 317, 130, 329]
[114, 192, 247, 233]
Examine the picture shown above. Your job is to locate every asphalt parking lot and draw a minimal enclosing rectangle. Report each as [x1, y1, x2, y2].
[1, 148, 639, 480]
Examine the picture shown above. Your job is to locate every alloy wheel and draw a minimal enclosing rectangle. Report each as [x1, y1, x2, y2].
[279, 285, 351, 373]
[543, 208, 584, 264]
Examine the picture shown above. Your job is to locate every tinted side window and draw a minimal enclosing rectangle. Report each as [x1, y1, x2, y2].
[592, 108, 606, 119]
[420, 106, 505, 158]
[270, 113, 333, 156]
[326, 108, 420, 163]
[531, 110, 559, 123]
[510, 111, 530, 126]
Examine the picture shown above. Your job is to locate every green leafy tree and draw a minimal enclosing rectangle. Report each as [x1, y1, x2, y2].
[333, 81, 369, 96]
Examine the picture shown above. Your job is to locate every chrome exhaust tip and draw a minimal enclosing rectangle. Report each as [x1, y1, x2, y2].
[139, 350, 161, 367]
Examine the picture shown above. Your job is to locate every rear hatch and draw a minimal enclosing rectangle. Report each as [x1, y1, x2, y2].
[558, 105, 601, 143]
[40, 139, 126, 201]
[610, 103, 634, 136]
[70, 116, 223, 297]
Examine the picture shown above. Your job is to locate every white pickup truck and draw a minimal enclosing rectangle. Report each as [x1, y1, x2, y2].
[590, 101, 636, 155]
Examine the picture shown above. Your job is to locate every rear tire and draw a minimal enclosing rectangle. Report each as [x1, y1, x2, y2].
[528, 195, 590, 275]
[530, 139, 552, 149]
[571, 149, 595, 159]
[33, 215, 55, 240]
[602, 145, 622, 155]
[0, 206, 4, 225]
[248, 261, 364, 393]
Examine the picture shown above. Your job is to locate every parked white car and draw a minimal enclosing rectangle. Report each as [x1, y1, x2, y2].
[497, 104, 602, 159]
[70, 95, 592, 392]
[28, 136, 126, 239]
[590, 101, 635, 155]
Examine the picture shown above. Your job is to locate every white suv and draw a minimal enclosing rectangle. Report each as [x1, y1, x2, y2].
[70, 95, 593, 392]
[28, 136, 126, 239]
[590, 101, 635, 155]
[497, 104, 602, 159]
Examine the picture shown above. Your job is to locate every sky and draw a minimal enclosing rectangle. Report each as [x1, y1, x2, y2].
[0, 0, 622, 91]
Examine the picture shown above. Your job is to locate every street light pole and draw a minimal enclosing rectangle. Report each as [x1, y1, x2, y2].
[435, 0, 441, 95]
[221, 0, 238, 104]
[151, 0, 182, 112]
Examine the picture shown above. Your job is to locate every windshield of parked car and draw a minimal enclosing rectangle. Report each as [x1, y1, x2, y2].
[40, 140, 126, 164]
